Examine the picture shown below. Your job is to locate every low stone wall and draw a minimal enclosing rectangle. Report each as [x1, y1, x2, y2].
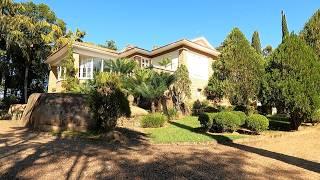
[21, 93, 96, 132]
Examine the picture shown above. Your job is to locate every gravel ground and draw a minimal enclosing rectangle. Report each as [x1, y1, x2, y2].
[0, 120, 319, 179]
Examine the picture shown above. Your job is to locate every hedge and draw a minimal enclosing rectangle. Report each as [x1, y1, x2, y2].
[246, 114, 269, 132]
[212, 112, 241, 132]
[141, 113, 167, 128]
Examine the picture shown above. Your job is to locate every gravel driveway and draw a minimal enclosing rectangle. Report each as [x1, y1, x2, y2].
[0, 120, 319, 179]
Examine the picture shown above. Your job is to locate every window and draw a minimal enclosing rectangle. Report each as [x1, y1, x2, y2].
[57, 66, 66, 81]
[93, 59, 102, 73]
[141, 59, 150, 68]
[79, 59, 93, 79]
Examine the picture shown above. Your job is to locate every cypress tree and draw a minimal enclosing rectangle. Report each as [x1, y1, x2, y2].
[251, 31, 262, 54]
[218, 28, 264, 108]
[265, 34, 320, 130]
[300, 9, 320, 57]
[281, 11, 289, 41]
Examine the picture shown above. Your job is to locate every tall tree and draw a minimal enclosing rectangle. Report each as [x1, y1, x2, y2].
[264, 34, 320, 130]
[251, 31, 262, 54]
[281, 10, 289, 41]
[1, 1, 70, 103]
[99, 40, 117, 50]
[262, 45, 273, 57]
[300, 9, 320, 57]
[218, 28, 264, 109]
[172, 64, 191, 113]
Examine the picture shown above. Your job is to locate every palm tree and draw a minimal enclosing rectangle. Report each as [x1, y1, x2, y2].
[104, 58, 137, 74]
[134, 72, 175, 113]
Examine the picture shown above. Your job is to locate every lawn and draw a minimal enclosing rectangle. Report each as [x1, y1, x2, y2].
[144, 116, 245, 144]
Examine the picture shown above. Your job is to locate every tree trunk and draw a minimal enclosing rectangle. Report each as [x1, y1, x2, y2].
[290, 118, 302, 131]
[151, 101, 155, 113]
[3, 75, 8, 98]
[290, 111, 303, 131]
[24, 65, 29, 103]
[161, 96, 168, 115]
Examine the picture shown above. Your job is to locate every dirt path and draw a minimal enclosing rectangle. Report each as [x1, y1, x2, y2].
[0, 120, 319, 179]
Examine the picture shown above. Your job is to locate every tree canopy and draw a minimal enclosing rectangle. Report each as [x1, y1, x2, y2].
[281, 11, 289, 41]
[251, 31, 262, 54]
[217, 28, 264, 108]
[300, 9, 320, 57]
[264, 34, 320, 130]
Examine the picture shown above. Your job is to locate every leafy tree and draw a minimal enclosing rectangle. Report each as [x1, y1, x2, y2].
[158, 57, 171, 68]
[281, 10, 289, 41]
[218, 28, 264, 109]
[99, 40, 117, 50]
[74, 28, 86, 42]
[86, 72, 130, 131]
[251, 31, 262, 54]
[300, 9, 320, 57]
[1, 1, 68, 102]
[172, 64, 191, 113]
[262, 45, 273, 57]
[265, 34, 320, 130]
[205, 75, 225, 102]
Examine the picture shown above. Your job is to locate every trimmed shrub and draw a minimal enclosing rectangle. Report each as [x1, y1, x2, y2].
[231, 111, 247, 126]
[246, 114, 269, 132]
[167, 108, 178, 120]
[213, 112, 241, 132]
[198, 113, 217, 131]
[141, 113, 167, 128]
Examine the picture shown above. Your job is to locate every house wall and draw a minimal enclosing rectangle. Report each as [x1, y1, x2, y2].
[185, 50, 214, 101]
[151, 50, 179, 71]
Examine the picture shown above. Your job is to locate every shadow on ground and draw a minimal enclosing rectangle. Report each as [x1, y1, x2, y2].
[0, 120, 318, 179]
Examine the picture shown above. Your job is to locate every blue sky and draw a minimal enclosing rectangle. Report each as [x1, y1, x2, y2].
[23, 0, 320, 50]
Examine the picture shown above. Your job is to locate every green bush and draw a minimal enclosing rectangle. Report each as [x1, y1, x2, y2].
[167, 108, 178, 120]
[217, 105, 233, 112]
[86, 73, 131, 131]
[246, 114, 269, 132]
[198, 113, 217, 131]
[192, 100, 208, 115]
[213, 112, 241, 132]
[141, 113, 167, 128]
[311, 109, 320, 124]
[231, 111, 247, 126]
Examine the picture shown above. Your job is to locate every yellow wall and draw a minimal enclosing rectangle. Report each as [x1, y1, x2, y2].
[47, 53, 80, 93]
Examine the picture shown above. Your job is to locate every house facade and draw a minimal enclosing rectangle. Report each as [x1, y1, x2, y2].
[45, 37, 220, 100]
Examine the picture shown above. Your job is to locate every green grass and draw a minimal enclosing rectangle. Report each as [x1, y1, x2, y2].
[144, 116, 245, 144]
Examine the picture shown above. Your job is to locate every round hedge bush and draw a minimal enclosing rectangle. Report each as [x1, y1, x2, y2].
[198, 113, 217, 131]
[141, 113, 167, 128]
[246, 114, 269, 132]
[231, 111, 247, 126]
[212, 112, 241, 132]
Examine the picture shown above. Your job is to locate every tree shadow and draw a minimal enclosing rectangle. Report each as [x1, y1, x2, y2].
[169, 120, 320, 173]
[0, 124, 150, 179]
[0, 121, 318, 179]
[168, 121, 233, 143]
